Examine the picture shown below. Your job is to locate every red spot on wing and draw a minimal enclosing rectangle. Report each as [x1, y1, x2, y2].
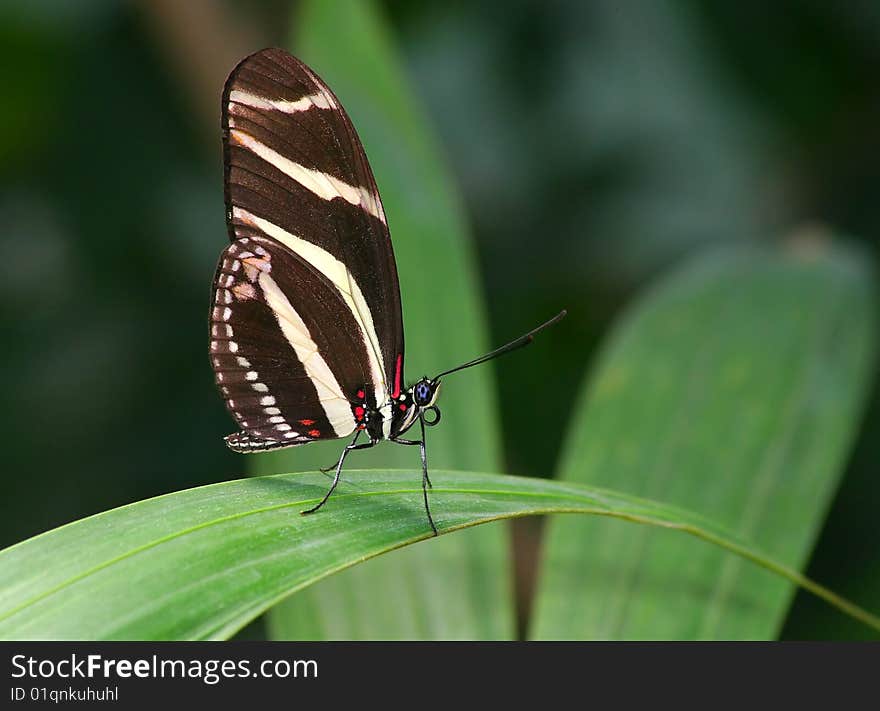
[299, 419, 315, 426]
[354, 405, 365, 420]
[399, 403, 407, 411]
[356, 389, 365, 400]
[391, 354, 403, 399]
[308, 429, 321, 437]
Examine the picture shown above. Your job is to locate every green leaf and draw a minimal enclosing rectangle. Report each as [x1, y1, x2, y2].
[781, 397, 880, 640]
[532, 241, 878, 639]
[2, 468, 875, 640]
[245, 0, 509, 639]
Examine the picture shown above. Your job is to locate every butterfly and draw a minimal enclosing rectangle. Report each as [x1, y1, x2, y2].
[210, 48, 564, 534]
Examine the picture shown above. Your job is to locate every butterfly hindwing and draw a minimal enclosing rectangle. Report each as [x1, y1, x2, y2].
[211, 236, 383, 449]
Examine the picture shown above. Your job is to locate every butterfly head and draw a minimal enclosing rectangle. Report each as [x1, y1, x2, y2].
[413, 377, 441, 408]
[390, 377, 442, 437]
[411, 377, 442, 428]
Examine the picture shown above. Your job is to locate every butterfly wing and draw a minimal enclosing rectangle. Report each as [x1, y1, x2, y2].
[212, 48, 404, 450]
[211, 235, 379, 451]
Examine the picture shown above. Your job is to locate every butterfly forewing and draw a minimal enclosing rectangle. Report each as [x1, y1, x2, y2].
[223, 51, 403, 381]
[213, 48, 406, 450]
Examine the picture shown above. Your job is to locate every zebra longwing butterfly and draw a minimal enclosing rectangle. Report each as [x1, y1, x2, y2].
[210, 48, 564, 534]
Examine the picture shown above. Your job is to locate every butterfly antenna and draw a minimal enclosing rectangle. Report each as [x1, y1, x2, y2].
[433, 310, 566, 380]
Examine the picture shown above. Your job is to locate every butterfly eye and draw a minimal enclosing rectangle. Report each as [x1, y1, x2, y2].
[414, 380, 433, 406]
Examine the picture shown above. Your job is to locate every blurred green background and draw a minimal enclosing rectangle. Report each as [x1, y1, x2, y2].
[1, 0, 878, 638]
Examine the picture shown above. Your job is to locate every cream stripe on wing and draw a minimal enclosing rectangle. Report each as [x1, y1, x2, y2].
[259, 271, 354, 438]
[235, 207, 388, 407]
[228, 127, 385, 223]
[228, 89, 337, 113]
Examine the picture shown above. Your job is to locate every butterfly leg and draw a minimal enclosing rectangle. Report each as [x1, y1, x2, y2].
[392, 418, 437, 535]
[317, 429, 364, 474]
[301, 431, 375, 516]
[420, 416, 433, 490]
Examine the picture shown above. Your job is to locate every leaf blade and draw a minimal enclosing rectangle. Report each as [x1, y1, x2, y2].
[531, 243, 878, 639]
[2, 468, 875, 640]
